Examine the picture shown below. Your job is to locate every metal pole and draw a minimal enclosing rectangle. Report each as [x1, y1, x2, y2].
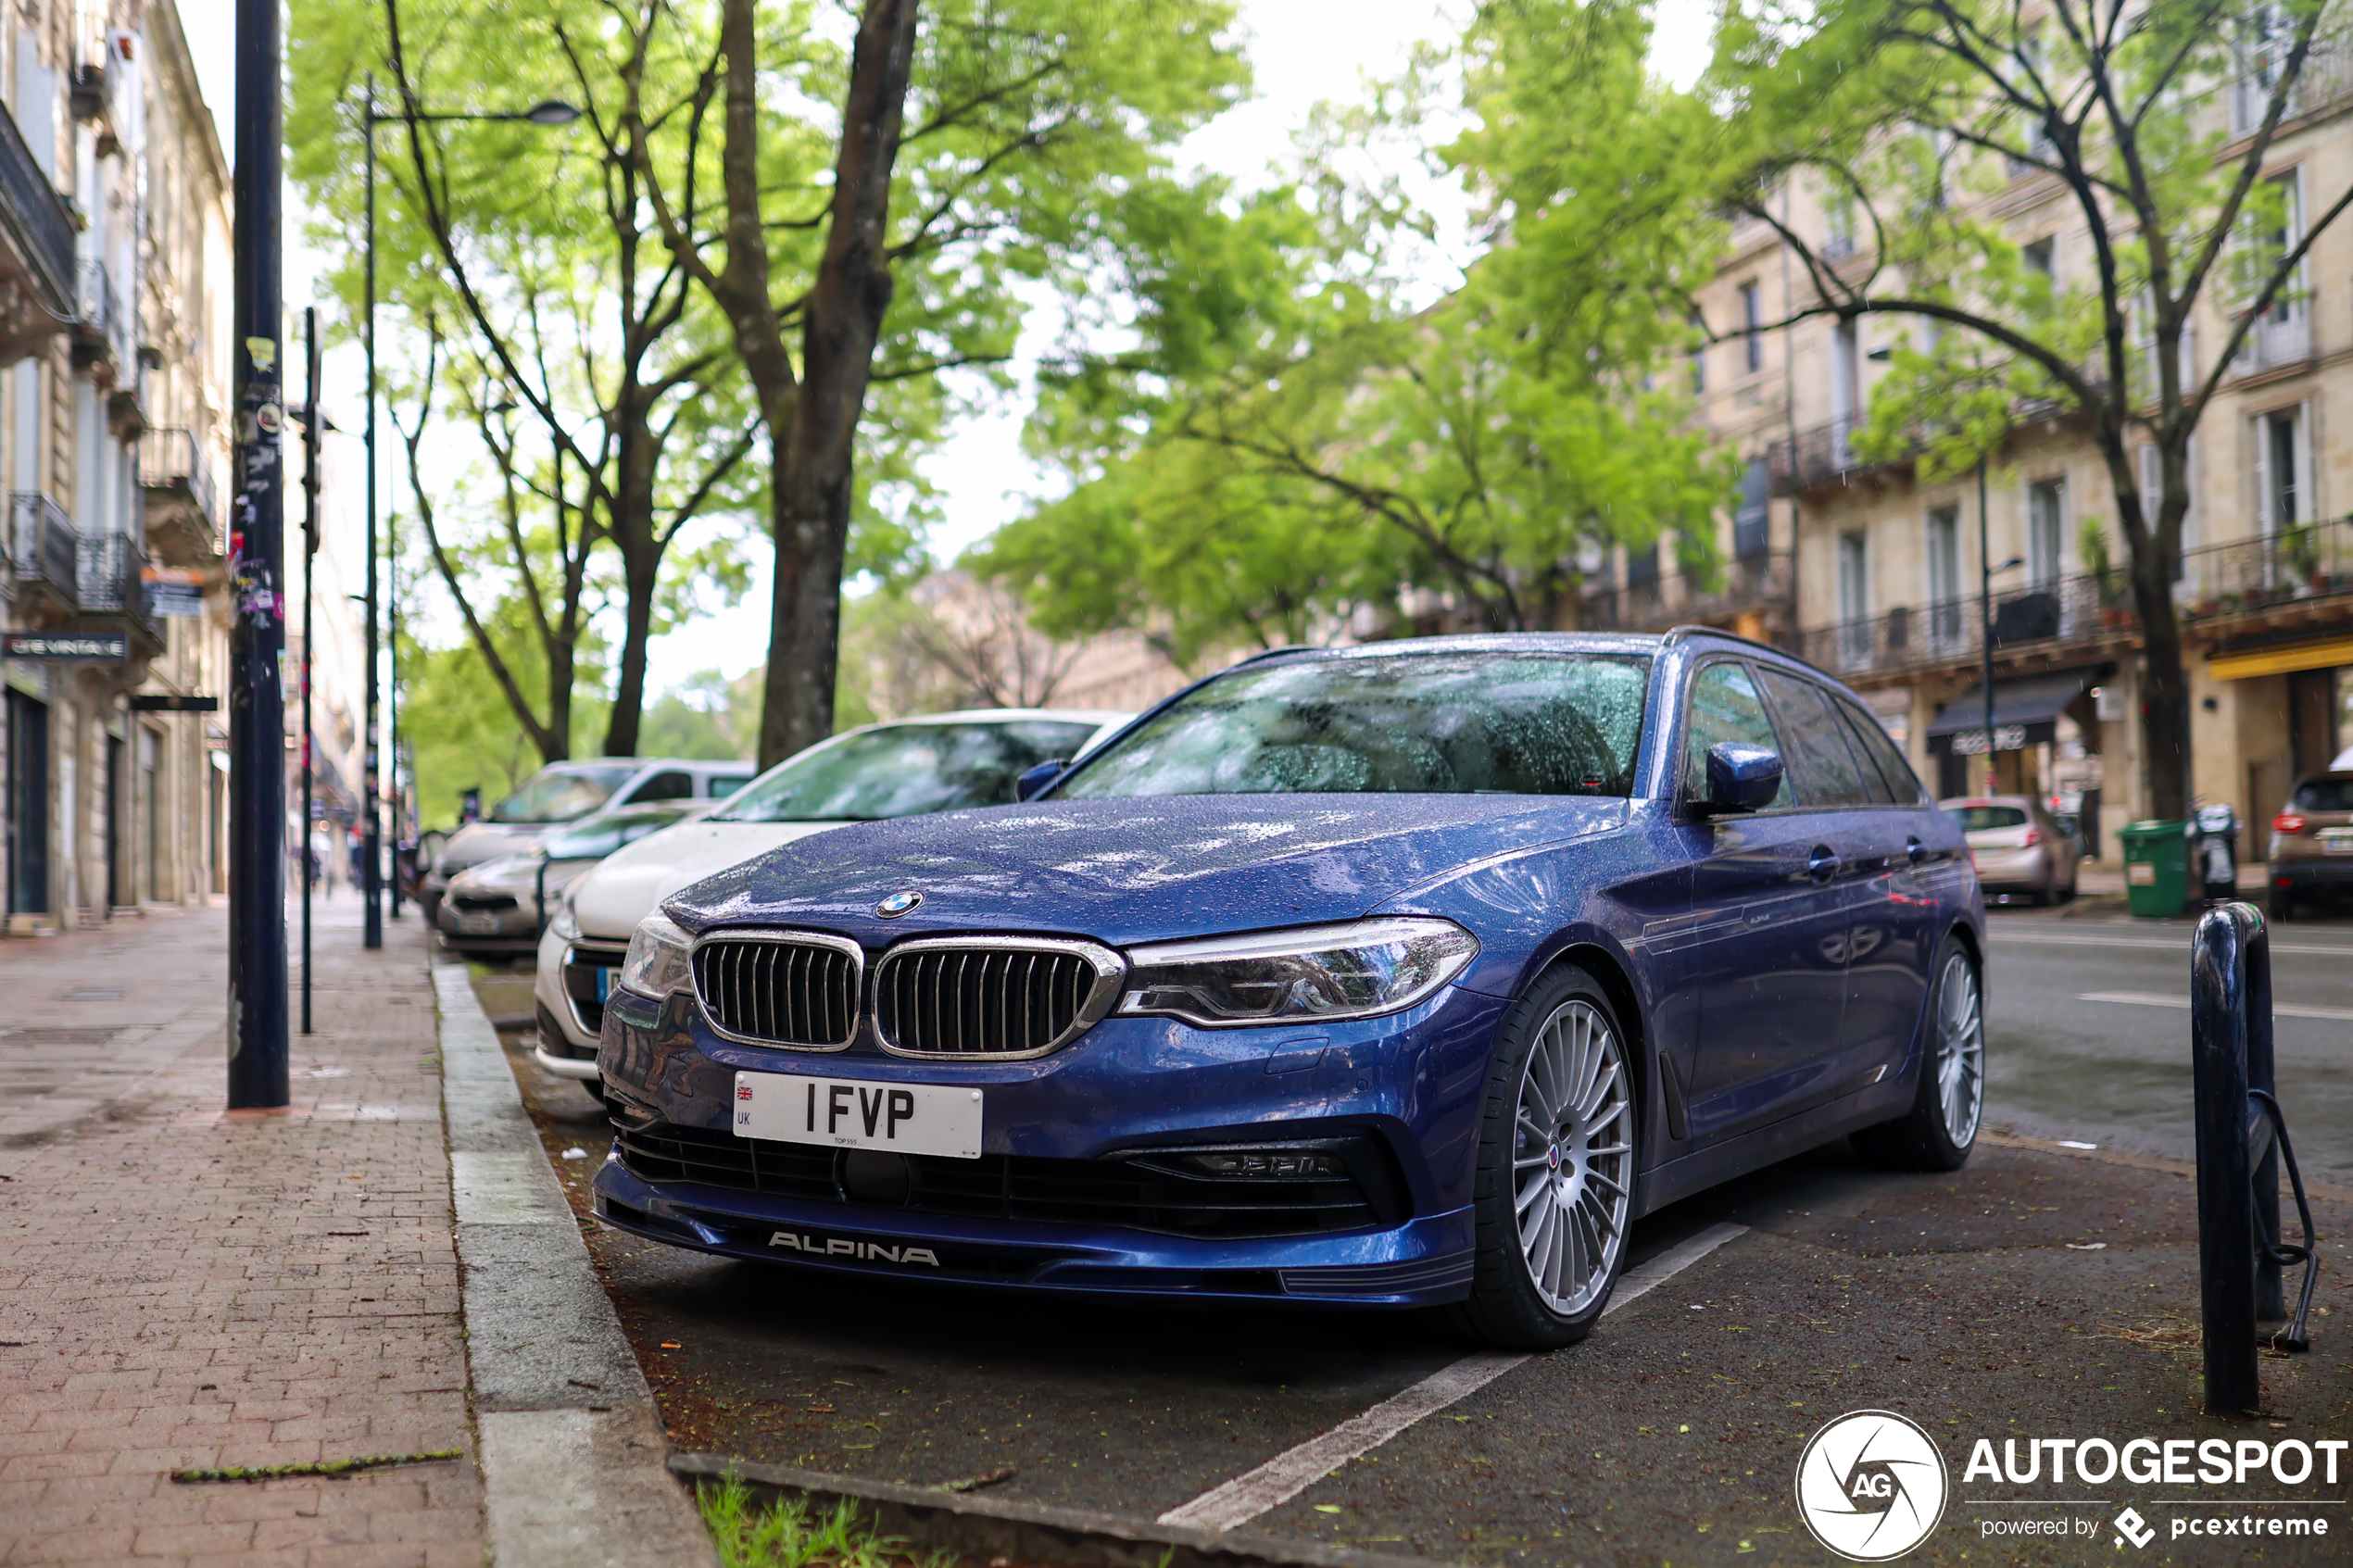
[388, 501, 401, 918]
[301, 308, 319, 1035]
[362, 80, 382, 949]
[1979, 456, 1996, 792]
[227, 0, 288, 1108]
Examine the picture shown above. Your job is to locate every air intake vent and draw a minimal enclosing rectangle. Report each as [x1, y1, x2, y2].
[874, 938, 1124, 1059]
[691, 935, 862, 1049]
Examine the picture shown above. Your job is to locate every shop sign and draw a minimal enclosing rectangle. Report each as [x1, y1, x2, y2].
[143, 566, 207, 617]
[0, 633, 128, 661]
[1947, 724, 2031, 756]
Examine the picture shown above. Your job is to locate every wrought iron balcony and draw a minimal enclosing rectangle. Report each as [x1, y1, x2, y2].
[140, 427, 222, 563]
[2233, 309, 2313, 378]
[0, 104, 74, 361]
[10, 492, 78, 608]
[2178, 518, 2353, 613]
[1583, 551, 1796, 635]
[1766, 415, 1887, 497]
[71, 257, 130, 379]
[77, 527, 161, 650]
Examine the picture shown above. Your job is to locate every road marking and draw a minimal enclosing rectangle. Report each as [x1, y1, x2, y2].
[2077, 991, 2353, 1022]
[1993, 930, 2353, 957]
[1155, 1222, 1748, 1533]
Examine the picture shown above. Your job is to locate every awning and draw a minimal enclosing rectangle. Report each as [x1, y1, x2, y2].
[2209, 635, 2353, 682]
[1926, 667, 2102, 755]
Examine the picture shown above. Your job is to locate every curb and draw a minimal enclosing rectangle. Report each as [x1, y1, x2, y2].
[669, 1452, 1458, 1568]
[434, 962, 718, 1568]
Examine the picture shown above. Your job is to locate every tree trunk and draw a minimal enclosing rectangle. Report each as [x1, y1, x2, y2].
[2118, 440, 2193, 823]
[604, 395, 661, 758]
[755, 0, 922, 769]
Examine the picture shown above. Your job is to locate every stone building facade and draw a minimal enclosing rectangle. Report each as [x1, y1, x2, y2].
[1, 0, 234, 931]
[1578, 36, 2353, 869]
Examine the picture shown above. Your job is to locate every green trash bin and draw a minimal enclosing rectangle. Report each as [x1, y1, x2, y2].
[2120, 819, 2191, 919]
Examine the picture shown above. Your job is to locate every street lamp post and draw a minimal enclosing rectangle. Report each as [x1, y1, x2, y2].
[359, 88, 580, 949]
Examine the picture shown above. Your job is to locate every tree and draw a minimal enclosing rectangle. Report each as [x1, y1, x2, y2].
[977, 5, 1734, 652]
[1701, 0, 2351, 819]
[630, 0, 1248, 766]
[289, 0, 762, 758]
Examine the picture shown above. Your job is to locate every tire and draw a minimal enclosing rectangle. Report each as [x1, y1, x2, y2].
[1442, 965, 1638, 1350]
[2272, 885, 2296, 922]
[1853, 936, 1983, 1173]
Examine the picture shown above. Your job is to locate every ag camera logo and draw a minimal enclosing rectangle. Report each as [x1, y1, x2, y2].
[1795, 1410, 1950, 1561]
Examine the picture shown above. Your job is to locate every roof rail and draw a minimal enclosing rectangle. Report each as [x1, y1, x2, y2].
[1660, 622, 1791, 657]
[1229, 643, 1325, 666]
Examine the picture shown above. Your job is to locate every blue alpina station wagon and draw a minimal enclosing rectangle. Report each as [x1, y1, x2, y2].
[593, 630, 1985, 1348]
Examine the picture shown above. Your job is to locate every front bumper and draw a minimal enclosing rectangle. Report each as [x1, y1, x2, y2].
[589, 983, 1503, 1307]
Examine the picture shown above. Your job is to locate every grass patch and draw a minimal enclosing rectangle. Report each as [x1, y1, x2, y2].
[697, 1474, 957, 1568]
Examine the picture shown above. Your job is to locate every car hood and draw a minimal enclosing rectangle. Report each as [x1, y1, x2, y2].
[569, 820, 854, 942]
[668, 794, 1628, 947]
[437, 822, 553, 873]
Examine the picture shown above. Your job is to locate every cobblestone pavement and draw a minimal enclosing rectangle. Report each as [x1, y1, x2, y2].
[0, 901, 485, 1567]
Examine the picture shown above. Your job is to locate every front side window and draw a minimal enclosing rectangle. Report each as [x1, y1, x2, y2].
[626, 771, 696, 803]
[489, 763, 635, 824]
[712, 720, 1101, 823]
[1681, 660, 1793, 809]
[1061, 653, 1651, 800]
[1756, 670, 1874, 808]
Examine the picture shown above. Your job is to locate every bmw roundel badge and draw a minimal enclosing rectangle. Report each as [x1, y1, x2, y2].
[875, 889, 924, 919]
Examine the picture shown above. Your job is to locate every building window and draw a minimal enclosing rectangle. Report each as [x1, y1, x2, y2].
[2022, 235, 2056, 280]
[1926, 506, 1963, 646]
[2028, 478, 2067, 586]
[1733, 458, 1770, 558]
[1741, 282, 1763, 373]
[1627, 538, 1660, 587]
[2258, 406, 2306, 533]
[1836, 532, 1871, 667]
[1690, 310, 1706, 395]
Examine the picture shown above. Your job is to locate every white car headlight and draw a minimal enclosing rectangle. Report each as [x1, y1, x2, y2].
[1118, 917, 1478, 1028]
[618, 912, 694, 999]
[548, 895, 580, 942]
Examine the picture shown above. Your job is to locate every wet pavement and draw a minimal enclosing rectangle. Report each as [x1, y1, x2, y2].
[468, 947, 2353, 1567]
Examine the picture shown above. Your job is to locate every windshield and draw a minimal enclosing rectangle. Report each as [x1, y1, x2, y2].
[2292, 778, 2353, 813]
[1058, 652, 1651, 799]
[1949, 804, 2030, 832]
[542, 807, 698, 860]
[711, 720, 1103, 824]
[490, 763, 636, 824]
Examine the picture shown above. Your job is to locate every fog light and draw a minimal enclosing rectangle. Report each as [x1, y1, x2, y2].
[1180, 1150, 1348, 1179]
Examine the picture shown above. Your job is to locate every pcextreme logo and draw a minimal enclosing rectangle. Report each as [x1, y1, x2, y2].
[1794, 1411, 1951, 1562]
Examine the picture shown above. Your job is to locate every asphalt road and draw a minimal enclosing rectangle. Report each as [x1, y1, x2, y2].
[465, 909, 2353, 1565]
[1979, 904, 2353, 1184]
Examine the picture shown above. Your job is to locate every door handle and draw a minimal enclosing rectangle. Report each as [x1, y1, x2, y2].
[1906, 836, 1927, 865]
[1808, 847, 1839, 883]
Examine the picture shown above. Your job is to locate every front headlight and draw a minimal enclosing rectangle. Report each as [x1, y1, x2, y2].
[548, 895, 580, 942]
[618, 912, 694, 999]
[1118, 917, 1478, 1028]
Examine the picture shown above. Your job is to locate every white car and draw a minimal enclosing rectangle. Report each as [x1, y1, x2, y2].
[531, 708, 1132, 1095]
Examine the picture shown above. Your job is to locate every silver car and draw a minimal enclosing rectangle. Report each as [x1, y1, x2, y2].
[1941, 794, 2081, 905]
[436, 802, 705, 957]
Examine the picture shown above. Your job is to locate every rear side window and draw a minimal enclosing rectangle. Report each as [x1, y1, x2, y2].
[707, 773, 755, 798]
[1682, 661, 1793, 809]
[1950, 804, 2029, 832]
[625, 770, 695, 803]
[1755, 671, 1875, 808]
[1833, 697, 1925, 805]
[2292, 778, 2353, 812]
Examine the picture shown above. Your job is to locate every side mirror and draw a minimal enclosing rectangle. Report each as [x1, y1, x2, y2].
[1014, 759, 1069, 802]
[1699, 742, 1783, 815]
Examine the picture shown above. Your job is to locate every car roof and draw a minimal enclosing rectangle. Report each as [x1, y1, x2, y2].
[1224, 627, 1840, 679]
[850, 708, 1132, 727]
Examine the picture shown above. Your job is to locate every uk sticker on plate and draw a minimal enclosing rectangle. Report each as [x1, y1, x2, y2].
[732, 1070, 983, 1160]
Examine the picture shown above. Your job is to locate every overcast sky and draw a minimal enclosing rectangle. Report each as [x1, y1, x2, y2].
[182, 0, 1718, 697]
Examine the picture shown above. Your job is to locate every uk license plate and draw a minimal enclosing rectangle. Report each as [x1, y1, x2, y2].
[459, 913, 500, 935]
[733, 1070, 982, 1159]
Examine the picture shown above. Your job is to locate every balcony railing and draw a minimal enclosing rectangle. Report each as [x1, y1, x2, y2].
[77, 528, 154, 625]
[0, 105, 74, 315]
[2234, 308, 2312, 376]
[1796, 520, 2353, 679]
[1584, 552, 1796, 634]
[1766, 414, 1876, 496]
[2230, 31, 2353, 136]
[73, 257, 130, 370]
[140, 427, 220, 530]
[11, 492, 77, 601]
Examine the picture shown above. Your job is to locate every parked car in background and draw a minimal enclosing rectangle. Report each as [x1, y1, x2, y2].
[534, 709, 1131, 1098]
[2270, 771, 2353, 920]
[419, 758, 756, 924]
[436, 802, 709, 958]
[1941, 795, 2079, 905]
[594, 633, 1984, 1349]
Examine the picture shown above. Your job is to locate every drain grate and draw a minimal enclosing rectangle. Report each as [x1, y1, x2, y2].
[0, 1028, 122, 1046]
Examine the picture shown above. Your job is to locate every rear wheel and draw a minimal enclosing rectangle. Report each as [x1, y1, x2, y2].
[1853, 936, 1982, 1173]
[1444, 966, 1636, 1350]
[2273, 886, 2296, 922]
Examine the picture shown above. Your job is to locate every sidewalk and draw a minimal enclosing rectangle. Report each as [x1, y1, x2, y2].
[0, 900, 483, 1566]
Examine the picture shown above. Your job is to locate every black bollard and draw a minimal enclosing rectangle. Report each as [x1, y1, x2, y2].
[2190, 904, 2261, 1414]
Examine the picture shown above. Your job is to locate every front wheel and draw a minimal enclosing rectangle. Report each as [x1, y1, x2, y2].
[1443, 966, 1637, 1350]
[1854, 936, 1983, 1172]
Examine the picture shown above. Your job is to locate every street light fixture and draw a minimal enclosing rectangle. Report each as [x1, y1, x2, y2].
[359, 82, 580, 948]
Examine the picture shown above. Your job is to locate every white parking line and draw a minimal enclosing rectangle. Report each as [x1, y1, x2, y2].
[1155, 1222, 1749, 1533]
[2077, 991, 2353, 1022]
[1994, 931, 2353, 957]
